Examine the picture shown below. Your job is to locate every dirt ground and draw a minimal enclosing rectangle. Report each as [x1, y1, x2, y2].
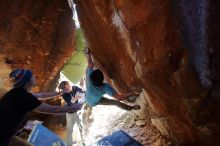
[45, 103, 173, 146]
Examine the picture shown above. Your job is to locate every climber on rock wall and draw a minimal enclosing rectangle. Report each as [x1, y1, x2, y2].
[0, 69, 82, 146]
[84, 47, 141, 111]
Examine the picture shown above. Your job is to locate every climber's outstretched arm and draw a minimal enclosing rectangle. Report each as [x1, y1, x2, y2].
[34, 103, 82, 115]
[84, 47, 93, 69]
[33, 91, 64, 100]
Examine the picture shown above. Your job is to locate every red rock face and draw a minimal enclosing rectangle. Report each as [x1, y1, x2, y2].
[0, 0, 75, 91]
[74, 0, 220, 145]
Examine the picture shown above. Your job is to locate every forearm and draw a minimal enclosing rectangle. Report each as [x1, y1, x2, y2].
[41, 106, 71, 114]
[87, 53, 92, 63]
[86, 53, 93, 68]
[35, 103, 72, 115]
[33, 92, 62, 100]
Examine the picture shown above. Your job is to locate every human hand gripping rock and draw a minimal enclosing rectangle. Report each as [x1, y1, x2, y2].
[83, 47, 90, 55]
[128, 89, 142, 102]
[133, 89, 142, 96]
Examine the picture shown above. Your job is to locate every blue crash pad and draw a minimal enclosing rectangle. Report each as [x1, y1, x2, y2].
[96, 130, 144, 146]
[27, 124, 65, 146]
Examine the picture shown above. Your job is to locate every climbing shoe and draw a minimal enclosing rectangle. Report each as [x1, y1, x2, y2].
[132, 105, 141, 110]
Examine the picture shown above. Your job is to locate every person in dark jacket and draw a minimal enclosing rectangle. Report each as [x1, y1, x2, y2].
[0, 69, 82, 146]
[58, 81, 85, 106]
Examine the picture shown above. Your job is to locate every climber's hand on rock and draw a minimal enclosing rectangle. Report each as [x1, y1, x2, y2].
[83, 47, 90, 55]
[133, 89, 142, 96]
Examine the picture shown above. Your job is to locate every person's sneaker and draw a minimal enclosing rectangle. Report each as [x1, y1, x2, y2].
[132, 105, 141, 110]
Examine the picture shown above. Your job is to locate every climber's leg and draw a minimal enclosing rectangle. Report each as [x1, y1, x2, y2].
[99, 97, 140, 110]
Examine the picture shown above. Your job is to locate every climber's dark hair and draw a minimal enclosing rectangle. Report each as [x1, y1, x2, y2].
[90, 69, 104, 86]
